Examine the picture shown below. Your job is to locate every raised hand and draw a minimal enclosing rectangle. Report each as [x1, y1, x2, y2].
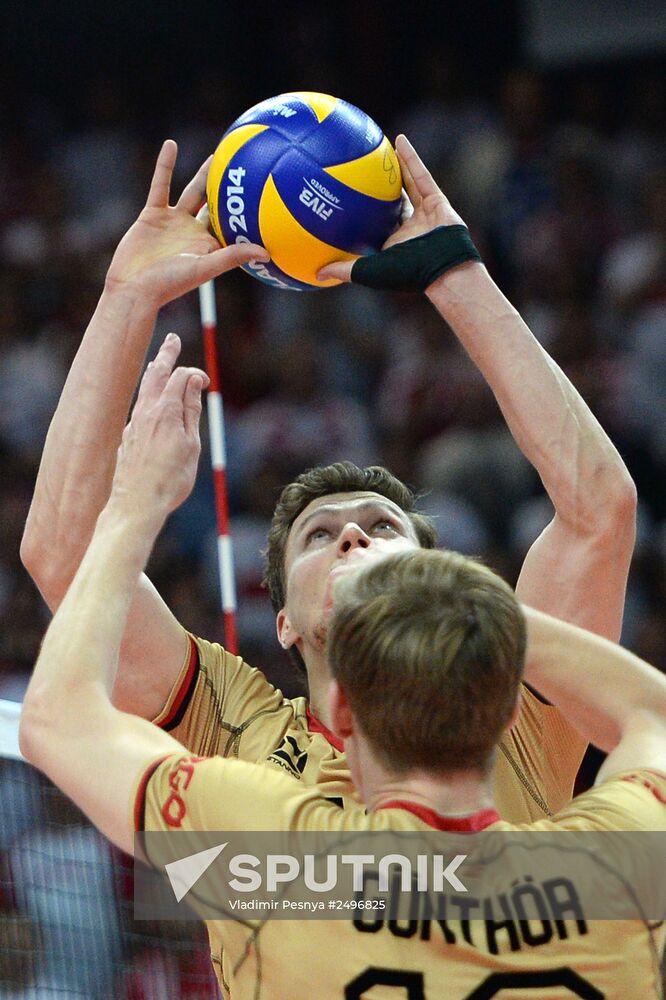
[382, 134, 465, 246]
[111, 333, 208, 522]
[105, 140, 268, 307]
[319, 135, 466, 283]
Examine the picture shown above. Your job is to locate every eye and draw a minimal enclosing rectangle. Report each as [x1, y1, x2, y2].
[371, 519, 399, 534]
[305, 526, 332, 545]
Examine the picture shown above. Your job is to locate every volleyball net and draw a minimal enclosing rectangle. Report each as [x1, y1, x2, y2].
[0, 699, 220, 999]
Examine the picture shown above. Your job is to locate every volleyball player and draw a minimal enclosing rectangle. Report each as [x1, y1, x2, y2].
[19, 350, 666, 998]
[21, 135, 637, 822]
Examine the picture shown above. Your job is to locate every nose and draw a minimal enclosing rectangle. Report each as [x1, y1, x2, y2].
[337, 522, 371, 555]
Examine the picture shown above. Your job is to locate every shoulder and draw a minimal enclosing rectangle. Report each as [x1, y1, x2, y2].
[536, 769, 666, 832]
[191, 632, 291, 711]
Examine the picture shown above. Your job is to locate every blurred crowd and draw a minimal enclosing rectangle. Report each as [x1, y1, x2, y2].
[1, 45, 665, 997]
[2, 56, 665, 698]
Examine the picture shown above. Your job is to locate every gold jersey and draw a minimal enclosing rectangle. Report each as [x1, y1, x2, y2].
[154, 634, 587, 822]
[136, 755, 666, 1000]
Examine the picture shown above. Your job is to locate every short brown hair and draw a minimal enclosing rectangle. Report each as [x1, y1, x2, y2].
[264, 462, 437, 614]
[328, 549, 526, 775]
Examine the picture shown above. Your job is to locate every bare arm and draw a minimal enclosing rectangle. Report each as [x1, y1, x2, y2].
[594, 711, 666, 784]
[524, 605, 666, 784]
[322, 135, 636, 642]
[428, 266, 636, 638]
[399, 134, 636, 642]
[21, 141, 267, 720]
[20, 345, 208, 854]
[523, 605, 666, 757]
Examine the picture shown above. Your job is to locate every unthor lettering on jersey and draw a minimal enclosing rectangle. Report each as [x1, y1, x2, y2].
[353, 869, 587, 956]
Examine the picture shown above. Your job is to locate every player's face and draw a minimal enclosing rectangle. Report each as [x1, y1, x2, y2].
[277, 492, 420, 656]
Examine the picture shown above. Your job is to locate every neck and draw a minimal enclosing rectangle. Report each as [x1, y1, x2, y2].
[303, 653, 334, 727]
[305, 668, 497, 818]
[366, 770, 495, 817]
[350, 731, 496, 818]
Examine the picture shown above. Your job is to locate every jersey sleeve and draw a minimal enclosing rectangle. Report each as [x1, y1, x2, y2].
[133, 752, 350, 835]
[151, 634, 290, 760]
[495, 684, 588, 821]
[544, 769, 666, 920]
[549, 768, 666, 832]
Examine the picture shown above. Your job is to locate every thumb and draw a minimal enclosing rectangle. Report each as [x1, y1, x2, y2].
[317, 259, 355, 283]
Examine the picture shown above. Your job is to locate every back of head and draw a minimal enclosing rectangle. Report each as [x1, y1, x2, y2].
[328, 549, 526, 775]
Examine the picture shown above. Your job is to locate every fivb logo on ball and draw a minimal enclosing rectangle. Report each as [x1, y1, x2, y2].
[206, 92, 402, 291]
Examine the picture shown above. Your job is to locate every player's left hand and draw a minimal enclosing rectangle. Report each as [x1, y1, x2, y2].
[110, 334, 208, 523]
[318, 134, 466, 283]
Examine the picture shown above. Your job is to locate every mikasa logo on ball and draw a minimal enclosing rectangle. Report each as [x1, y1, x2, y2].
[299, 177, 343, 221]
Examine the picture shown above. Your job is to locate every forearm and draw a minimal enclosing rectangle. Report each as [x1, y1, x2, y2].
[20, 502, 185, 851]
[26, 504, 157, 707]
[20, 351, 208, 852]
[21, 285, 159, 601]
[523, 605, 666, 752]
[426, 265, 634, 531]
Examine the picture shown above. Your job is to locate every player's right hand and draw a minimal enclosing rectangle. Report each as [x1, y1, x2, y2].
[110, 333, 207, 524]
[105, 140, 268, 308]
[319, 135, 465, 284]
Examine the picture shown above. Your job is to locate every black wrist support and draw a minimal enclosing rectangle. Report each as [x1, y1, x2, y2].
[351, 224, 482, 292]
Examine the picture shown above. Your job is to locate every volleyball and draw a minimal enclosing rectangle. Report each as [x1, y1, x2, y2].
[206, 92, 402, 291]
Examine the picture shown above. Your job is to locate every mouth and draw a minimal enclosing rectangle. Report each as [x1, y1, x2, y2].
[322, 558, 373, 616]
[322, 578, 338, 618]
[322, 568, 351, 617]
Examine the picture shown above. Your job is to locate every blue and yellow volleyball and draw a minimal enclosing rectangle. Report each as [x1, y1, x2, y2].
[206, 92, 402, 291]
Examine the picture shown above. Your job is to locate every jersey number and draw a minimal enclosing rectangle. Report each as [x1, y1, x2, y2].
[345, 969, 424, 999]
[345, 967, 603, 999]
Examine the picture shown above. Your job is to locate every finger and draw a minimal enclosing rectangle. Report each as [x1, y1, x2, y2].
[196, 203, 211, 226]
[162, 365, 208, 423]
[395, 134, 439, 202]
[183, 372, 206, 438]
[177, 155, 214, 215]
[195, 242, 270, 282]
[394, 136, 421, 208]
[317, 260, 353, 283]
[137, 333, 182, 406]
[145, 140, 178, 209]
[399, 190, 415, 225]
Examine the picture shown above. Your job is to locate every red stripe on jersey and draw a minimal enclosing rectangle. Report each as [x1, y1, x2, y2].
[621, 772, 666, 805]
[378, 801, 501, 832]
[306, 708, 344, 752]
[159, 636, 200, 731]
[134, 754, 175, 832]
[643, 769, 666, 782]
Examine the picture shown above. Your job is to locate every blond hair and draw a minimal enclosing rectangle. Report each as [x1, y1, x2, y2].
[328, 549, 525, 774]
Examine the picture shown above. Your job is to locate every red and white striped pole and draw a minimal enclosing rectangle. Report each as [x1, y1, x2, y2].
[198, 277, 238, 654]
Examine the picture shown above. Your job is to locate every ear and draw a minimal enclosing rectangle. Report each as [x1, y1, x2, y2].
[276, 608, 300, 650]
[328, 680, 354, 740]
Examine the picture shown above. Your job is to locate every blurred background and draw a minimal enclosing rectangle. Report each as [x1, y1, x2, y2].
[0, 0, 665, 994]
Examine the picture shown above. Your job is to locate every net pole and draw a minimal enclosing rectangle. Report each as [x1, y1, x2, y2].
[198, 277, 238, 655]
